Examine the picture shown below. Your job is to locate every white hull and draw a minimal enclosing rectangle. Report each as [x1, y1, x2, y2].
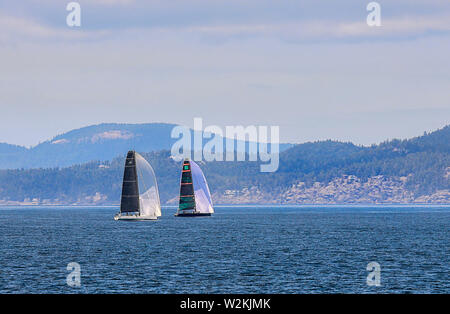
[114, 213, 158, 221]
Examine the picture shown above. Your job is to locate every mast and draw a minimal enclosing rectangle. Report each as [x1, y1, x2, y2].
[120, 151, 140, 214]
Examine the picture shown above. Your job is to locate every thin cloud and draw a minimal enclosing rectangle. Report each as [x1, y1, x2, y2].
[186, 15, 450, 40]
[335, 15, 450, 37]
[0, 14, 109, 44]
[2, 15, 449, 46]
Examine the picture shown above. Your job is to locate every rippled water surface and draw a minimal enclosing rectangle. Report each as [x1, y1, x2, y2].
[0, 206, 448, 293]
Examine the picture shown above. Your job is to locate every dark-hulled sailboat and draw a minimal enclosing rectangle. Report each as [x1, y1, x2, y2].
[175, 158, 214, 217]
[114, 151, 161, 220]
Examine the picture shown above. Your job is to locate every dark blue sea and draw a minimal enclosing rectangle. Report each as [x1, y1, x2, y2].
[0, 205, 448, 294]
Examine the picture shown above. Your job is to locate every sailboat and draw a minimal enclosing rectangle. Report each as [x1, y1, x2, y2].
[114, 151, 162, 220]
[175, 158, 214, 217]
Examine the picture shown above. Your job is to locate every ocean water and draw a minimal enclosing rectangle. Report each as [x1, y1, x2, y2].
[0, 205, 448, 294]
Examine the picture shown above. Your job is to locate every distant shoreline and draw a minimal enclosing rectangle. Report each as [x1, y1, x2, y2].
[1, 203, 449, 208]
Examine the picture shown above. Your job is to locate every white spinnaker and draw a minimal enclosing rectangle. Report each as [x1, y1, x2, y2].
[135, 153, 161, 217]
[190, 160, 214, 214]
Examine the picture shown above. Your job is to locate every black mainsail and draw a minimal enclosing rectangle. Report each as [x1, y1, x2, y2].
[120, 151, 140, 213]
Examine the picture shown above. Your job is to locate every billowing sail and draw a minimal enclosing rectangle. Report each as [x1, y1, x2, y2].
[135, 153, 161, 217]
[118, 151, 161, 219]
[190, 160, 214, 214]
[176, 159, 214, 216]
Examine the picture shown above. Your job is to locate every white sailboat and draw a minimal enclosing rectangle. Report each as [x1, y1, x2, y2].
[114, 151, 162, 221]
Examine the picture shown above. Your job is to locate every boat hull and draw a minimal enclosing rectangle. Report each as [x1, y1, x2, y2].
[174, 212, 212, 217]
[114, 214, 158, 221]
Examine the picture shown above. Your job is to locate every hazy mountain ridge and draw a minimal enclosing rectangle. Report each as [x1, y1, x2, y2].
[0, 125, 448, 205]
[0, 123, 177, 169]
[0, 123, 293, 169]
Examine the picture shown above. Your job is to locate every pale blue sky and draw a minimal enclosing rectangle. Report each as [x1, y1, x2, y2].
[0, 0, 449, 146]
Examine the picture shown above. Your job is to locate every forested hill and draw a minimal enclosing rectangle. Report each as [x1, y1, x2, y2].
[0, 126, 448, 205]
